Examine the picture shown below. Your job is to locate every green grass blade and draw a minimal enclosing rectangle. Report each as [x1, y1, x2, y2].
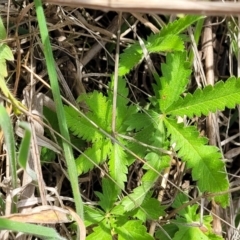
[0, 218, 66, 240]
[33, 0, 84, 219]
[18, 122, 37, 181]
[0, 105, 17, 212]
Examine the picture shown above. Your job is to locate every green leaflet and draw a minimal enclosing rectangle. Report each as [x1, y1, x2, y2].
[86, 219, 112, 240]
[109, 143, 128, 190]
[157, 52, 191, 112]
[157, 15, 205, 38]
[84, 205, 105, 227]
[131, 192, 166, 221]
[163, 118, 229, 207]
[121, 154, 170, 211]
[165, 77, 240, 117]
[75, 138, 112, 174]
[65, 104, 104, 141]
[116, 220, 154, 240]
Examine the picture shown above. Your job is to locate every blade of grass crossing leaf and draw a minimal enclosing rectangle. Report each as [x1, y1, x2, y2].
[0, 218, 66, 240]
[0, 105, 17, 213]
[33, 0, 84, 219]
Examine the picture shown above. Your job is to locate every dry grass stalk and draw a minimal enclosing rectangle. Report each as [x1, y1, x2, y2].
[47, 0, 240, 15]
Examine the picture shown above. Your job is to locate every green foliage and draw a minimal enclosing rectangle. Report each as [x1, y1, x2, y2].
[166, 77, 240, 117]
[118, 15, 204, 76]
[64, 15, 235, 239]
[84, 178, 155, 239]
[0, 16, 24, 115]
[155, 193, 224, 240]
[65, 77, 137, 190]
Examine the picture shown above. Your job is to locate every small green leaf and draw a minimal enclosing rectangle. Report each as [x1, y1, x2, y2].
[86, 220, 112, 240]
[147, 34, 184, 53]
[172, 193, 199, 222]
[116, 220, 154, 240]
[84, 205, 105, 227]
[109, 143, 129, 190]
[121, 154, 170, 211]
[118, 42, 143, 76]
[65, 105, 103, 141]
[155, 224, 179, 240]
[0, 44, 14, 61]
[75, 139, 112, 175]
[172, 226, 209, 240]
[136, 195, 165, 221]
[0, 59, 7, 77]
[95, 177, 120, 212]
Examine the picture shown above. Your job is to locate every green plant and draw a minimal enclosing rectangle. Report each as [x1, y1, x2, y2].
[0, 16, 24, 114]
[64, 15, 237, 239]
[0, 105, 66, 239]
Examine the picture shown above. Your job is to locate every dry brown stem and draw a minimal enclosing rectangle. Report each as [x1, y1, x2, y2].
[47, 0, 240, 16]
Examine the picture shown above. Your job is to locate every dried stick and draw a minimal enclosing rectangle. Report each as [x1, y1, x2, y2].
[47, 0, 240, 16]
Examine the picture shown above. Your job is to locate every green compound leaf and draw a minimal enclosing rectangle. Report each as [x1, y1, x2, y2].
[158, 52, 191, 112]
[118, 36, 184, 76]
[116, 220, 154, 240]
[165, 77, 240, 117]
[163, 118, 229, 207]
[118, 15, 203, 76]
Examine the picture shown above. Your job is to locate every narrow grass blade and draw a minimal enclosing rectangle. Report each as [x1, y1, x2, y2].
[33, 0, 84, 220]
[18, 122, 37, 181]
[0, 218, 66, 240]
[0, 105, 17, 212]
